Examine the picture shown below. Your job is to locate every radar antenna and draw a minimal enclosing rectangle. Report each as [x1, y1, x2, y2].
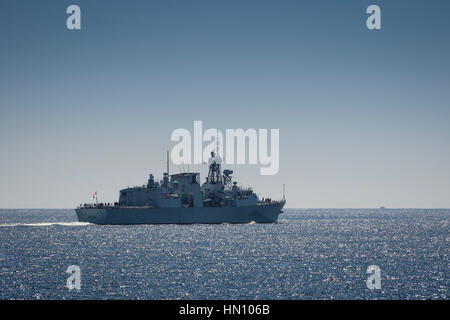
[223, 169, 233, 189]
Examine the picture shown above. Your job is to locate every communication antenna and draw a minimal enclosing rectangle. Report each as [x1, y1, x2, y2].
[216, 128, 219, 156]
[166, 150, 170, 175]
[283, 184, 286, 201]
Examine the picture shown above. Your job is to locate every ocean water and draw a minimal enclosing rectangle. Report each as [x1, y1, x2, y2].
[0, 208, 448, 300]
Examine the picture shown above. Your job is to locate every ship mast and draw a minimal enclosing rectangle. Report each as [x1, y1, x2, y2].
[166, 150, 169, 175]
[206, 129, 223, 185]
[216, 128, 219, 156]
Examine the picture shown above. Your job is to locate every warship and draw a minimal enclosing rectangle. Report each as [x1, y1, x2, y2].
[76, 151, 285, 224]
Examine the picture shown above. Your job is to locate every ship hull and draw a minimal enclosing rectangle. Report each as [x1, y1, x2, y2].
[75, 202, 284, 225]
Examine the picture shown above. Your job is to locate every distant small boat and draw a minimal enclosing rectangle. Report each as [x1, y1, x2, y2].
[379, 206, 386, 210]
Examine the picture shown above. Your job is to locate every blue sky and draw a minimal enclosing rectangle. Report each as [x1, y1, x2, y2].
[1, 0, 449, 208]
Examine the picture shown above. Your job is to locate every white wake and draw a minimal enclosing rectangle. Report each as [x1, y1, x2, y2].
[0, 222, 92, 227]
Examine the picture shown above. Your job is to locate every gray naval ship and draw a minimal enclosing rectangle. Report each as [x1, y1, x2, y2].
[76, 151, 285, 224]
